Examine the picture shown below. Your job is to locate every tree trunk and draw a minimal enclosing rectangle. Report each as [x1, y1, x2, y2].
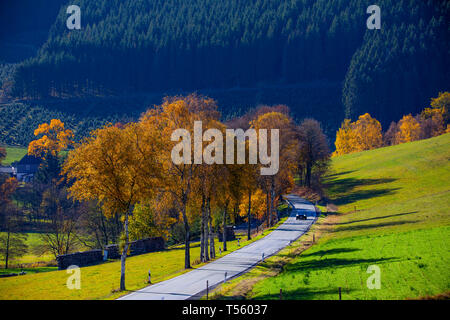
[222, 201, 228, 251]
[200, 195, 205, 262]
[5, 230, 10, 269]
[306, 162, 312, 188]
[119, 210, 129, 291]
[268, 191, 272, 227]
[270, 179, 276, 225]
[208, 198, 215, 259]
[247, 190, 252, 240]
[204, 195, 209, 261]
[266, 191, 270, 227]
[182, 202, 191, 269]
[204, 219, 209, 261]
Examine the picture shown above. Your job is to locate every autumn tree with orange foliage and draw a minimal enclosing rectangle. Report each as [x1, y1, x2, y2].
[333, 113, 382, 156]
[63, 123, 162, 291]
[139, 94, 220, 269]
[28, 119, 73, 158]
[0, 177, 18, 208]
[353, 113, 383, 151]
[420, 108, 445, 138]
[333, 119, 356, 156]
[226, 111, 259, 240]
[395, 114, 421, 144]
[419, 92, 450, 138]
[240, 163, 259, 240]
[430, 92, 450, 125]
[27, 119, 74, 183]
[239, 188, 266, 223]
[251, 111, 299, 227]
[390, 92, 450, 146]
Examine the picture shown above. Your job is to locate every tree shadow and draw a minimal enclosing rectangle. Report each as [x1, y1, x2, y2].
[285, 256, 397, 273]
[253, 286, 355, 300]
[325, 170, 356, 178]
[324, 176, 399, 206]
[299, 248, 361, 258]
[335, 211, 418, 225]
[325, 177, 397, 193]
[332, 187, 399, 206]
[332, 220, 419, 233]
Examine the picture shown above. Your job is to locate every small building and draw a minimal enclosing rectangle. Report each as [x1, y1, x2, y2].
[0, 166, 15, 177]
[15, 154, 42, 182]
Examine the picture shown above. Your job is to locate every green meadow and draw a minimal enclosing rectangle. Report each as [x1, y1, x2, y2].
[0, 219, 285, 300]
[1, 146, 27, 165]
[248, 133, 450, 299]
[0, 232, 56, 269]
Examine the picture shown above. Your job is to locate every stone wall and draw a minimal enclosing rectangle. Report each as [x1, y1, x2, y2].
[218, 226, 236, 242]
[105, 244, 120, 259]
[129, 237, 165, 256]
[57, 237, 165, 269]
[56, 249, 103, 270]
[105, 237, 165, 260]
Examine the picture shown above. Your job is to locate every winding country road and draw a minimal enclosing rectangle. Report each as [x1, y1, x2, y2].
[118, 194, 316, 300]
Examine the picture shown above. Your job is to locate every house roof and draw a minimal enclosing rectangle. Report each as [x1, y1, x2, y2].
[17, 154, 42, 165]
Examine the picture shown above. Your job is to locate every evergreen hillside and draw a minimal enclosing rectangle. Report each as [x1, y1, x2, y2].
[0, 0, 449, 145]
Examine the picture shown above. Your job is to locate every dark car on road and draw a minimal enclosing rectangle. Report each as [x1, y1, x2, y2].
[296, 212, 307, 220]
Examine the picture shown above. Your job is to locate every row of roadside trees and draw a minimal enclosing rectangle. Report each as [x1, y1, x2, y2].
[60, 94, 330, 291]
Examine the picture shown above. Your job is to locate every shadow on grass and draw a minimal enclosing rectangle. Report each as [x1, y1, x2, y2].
[334, 187, 399, 206]
[253, 286, 355, 300]
[163, 241, 202, 251]
[284, 256, 397, 273]
[0, 266, 57, 275]
[299, 248, 361, 258]
[324, 177, 398, 206]
[333, 220, 419, 233]
[325, 170, 356, 178]
[336, 212, 418, 225]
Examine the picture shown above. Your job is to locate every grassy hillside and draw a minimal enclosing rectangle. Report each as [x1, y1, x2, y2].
[2, 145, 26, 165]
[246, 133, 450, 299]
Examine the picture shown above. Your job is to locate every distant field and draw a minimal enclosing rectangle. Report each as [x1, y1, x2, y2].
[0, 232, 55, 268]
[0, 219, 285, 300]
[2, 146, 27, 165]
[234, 133, 450, 300]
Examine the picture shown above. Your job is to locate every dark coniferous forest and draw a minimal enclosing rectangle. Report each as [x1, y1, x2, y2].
[0, 0, 449, 146]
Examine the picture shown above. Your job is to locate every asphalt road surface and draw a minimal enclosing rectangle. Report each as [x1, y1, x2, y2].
[118, 194, 316, 300]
